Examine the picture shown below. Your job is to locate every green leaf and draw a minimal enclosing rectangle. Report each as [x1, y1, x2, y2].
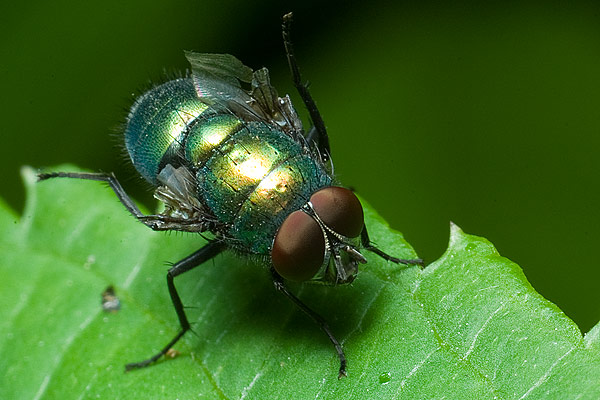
[1, 165, 599, 399]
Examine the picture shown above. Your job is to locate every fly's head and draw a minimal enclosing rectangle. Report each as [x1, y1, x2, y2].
[271, 186, 366, 285]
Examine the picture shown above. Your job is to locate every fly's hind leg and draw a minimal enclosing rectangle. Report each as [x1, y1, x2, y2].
[282, 13, 331, 160]
[126, 241, 226, 370]
[361, 225, 424, 266]
[271, 268, 347, 378]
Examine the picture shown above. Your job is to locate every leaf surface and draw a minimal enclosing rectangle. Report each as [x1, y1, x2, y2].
[0, 166, 598, 399]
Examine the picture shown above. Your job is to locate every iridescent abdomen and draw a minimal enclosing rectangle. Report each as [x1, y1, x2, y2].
[125, 78, 332, 254]
[125, 78, 209, 184]
[197, 123, 331, 253]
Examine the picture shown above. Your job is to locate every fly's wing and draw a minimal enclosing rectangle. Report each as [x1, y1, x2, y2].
[153, 164, 216, 232]
[185, 51, 304, 139]
[251, 67, 303, 136]
[184, 52, 253, 103]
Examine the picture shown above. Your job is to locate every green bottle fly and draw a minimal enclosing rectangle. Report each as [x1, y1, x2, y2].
[38, 14, 421, 378]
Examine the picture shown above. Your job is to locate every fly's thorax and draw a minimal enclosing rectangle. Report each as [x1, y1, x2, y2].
[271, 186, 366, 284]
[125, 78, 209, 185]
[197, 122, 332, 254]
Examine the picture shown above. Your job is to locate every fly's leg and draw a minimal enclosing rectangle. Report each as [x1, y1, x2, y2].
[38, 172, 174, 230]
[361, 225, 424, 266]
[282, 12, 331, 159]
[39, 171, 227, 369]
[126, 241, 226, 370]
[271, 268, 347, 378]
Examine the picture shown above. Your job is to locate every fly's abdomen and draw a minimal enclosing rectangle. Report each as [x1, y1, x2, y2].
[198, 124, 292, 223]
[198, 123, 331, 253]
[184, 114, 242, 166]
[125, 77, 332, 254]
[125, 78, 209, 184]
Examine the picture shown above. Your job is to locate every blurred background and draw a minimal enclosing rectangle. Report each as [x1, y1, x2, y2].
[1, 1, 598, 332]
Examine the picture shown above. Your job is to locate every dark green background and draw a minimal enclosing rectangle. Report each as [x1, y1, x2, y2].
[1, 1, 599, 332]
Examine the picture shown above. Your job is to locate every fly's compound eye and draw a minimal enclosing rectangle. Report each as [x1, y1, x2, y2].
[271, 210, 325, 282]
[310, 186, 364, 238]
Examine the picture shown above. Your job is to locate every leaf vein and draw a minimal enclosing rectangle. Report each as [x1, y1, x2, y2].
[517, 346, 575, 399]
[462, 302, 507, 360]
[412, 276, 505, 399]
[395, 346, 440, 396]
[240, 371, 263, 400]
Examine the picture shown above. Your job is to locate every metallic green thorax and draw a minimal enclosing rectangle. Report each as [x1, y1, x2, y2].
[125, 78, 332, 254]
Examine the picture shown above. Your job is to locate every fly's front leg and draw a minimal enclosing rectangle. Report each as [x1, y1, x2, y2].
[37, 171, 169, 230]
[361, 225, 424, 266]
[126, 241, 226, 370]
[282, 13, 331, 159]
[271, 268, 347, 378]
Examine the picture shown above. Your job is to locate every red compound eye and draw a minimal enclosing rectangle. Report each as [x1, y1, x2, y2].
[271, 210, 325, 282]
[310, 186, 364, 238]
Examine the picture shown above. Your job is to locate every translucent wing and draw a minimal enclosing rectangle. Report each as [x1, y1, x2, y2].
[152, 164, 216, 233]
[185, 51, 303, 137]
[184, 51, 253, 103]
[250, 68, 303, 135]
